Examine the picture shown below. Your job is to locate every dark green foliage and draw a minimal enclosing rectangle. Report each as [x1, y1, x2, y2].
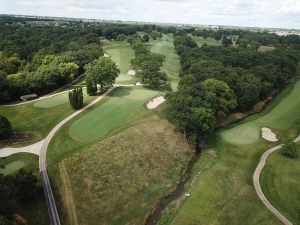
[68, 88, 83, 110]
[167, 75, 236, 143]
[86, 76, 97, 95]
[143, 34, 150, 42]
[282, 142, 298, 158]
[85, 57, 119, 94]
[0, 168, 40, 223]
[0, 115, 12, 140]
[130, 37, 167, 86]
[222, 36, 233, 47]
[150, 30, 162, 40]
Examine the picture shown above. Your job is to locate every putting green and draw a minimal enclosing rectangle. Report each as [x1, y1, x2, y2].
[221, 80, 300, 145]
[69, 87, 161, 142]
[104, 43, 136, 84]
[0, 161, 26, 175]
[33, 88, 87, 108]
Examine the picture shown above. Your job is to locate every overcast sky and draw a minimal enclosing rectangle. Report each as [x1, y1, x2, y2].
[1, 0, 300, 29]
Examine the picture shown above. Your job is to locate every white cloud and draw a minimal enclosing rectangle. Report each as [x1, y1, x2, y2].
[0, 0, 299, 29]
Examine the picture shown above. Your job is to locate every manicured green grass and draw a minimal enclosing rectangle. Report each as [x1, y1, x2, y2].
[158, 140, 281, 225]
[69, 87, 162, 142]
[0, 93, 96, 147]
[260, 143, 300, 225]
[0, 161, 26, 175]
[150, 34, 181, 90]
[221, 80, 300, 145]
[47, 86, 162, 164]
[191, 35, 221, 47]
[157, 81, 300, 225]
[33, 88, 88, 108]
[104, 43, 138, 84]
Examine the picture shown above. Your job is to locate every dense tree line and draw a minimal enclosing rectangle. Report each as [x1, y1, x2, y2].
[0, 22, 104, 102]
[168, 34, 300, 148]
[129, 36, 167, 85]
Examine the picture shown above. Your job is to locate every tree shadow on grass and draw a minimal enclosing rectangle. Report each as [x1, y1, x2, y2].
[107, 86, 133, 98]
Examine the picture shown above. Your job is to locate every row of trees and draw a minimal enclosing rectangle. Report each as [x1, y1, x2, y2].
[168, 34, 300, 148]
[129, 36, 167, 85]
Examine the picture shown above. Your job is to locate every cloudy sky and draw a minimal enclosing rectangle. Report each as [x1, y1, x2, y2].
[1, 0, 300, 29]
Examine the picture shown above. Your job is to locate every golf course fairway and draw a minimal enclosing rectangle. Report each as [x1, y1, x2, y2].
[104, 43, 137, 84]
[221, 80, 300, 145]
[69, 87, 162, 142]
[150, 34, 181, 90]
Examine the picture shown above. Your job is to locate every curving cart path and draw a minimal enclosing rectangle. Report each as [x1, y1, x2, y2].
[253, 135, 300, 225]
[39, 84, 139, 225]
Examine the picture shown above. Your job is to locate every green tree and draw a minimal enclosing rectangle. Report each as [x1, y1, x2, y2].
[68, 87, 83, 110]
[0, 115, 12, 140]
[85, 57, 119, 93]
[282, 142, 298, 158]
[86, 76, 97, 95]
[143, 34, 150, 42]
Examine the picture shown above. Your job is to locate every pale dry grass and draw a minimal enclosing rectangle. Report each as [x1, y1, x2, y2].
[62, 115, 192, 225]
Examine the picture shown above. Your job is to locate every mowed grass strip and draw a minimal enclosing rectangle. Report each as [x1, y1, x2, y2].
[260, 143, 300, 225]
[62, 115, 192, 225]
[150, 34, 181, 90]
[221, 80, 300, 145]
[69, 87, 162, 142]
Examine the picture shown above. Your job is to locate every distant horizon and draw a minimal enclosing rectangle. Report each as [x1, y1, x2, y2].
[1, 0, 300, 30]
[2, 13, 300, 31]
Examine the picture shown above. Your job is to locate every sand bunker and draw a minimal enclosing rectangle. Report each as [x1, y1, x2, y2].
[127, 70, 136, 76]
[261, 127, 278, 142]
[104, 53, 110, 57]
[147, 96, 165, 109]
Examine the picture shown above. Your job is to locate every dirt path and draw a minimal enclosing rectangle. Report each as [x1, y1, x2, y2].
[0, 139, 44, 157]
[253, 134, 300, 225]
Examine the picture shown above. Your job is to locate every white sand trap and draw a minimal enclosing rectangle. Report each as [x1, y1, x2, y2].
[104, 53, 110, 57]
[0, 140, 44, 157]
[261, 127, 278, 142]
[135, 82, 142, 86]
[127, 70, 136, 76]
[147, 96, 165, 109]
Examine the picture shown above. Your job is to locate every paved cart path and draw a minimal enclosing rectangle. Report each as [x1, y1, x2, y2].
[253, 134, 300, 225]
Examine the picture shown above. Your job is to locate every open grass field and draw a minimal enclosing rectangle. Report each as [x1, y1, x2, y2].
[150, 34, 181, 90]
[221, 80, 300, 145]
[0, 153, 49, 225]
[61, 115, 191, 225]
[104, 43, 138, 84]
[258, 45, 275, 52]
[157, 80, 300, 225]
[0, 92, 96, 147]
[260, 143, 300, 225]
[190, 35, 222, 47]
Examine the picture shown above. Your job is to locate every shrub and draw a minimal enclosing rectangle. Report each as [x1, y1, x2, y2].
[0, 115, 12, 140]
[282, 142, 298, 158]
[68, 87, 83, 110]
